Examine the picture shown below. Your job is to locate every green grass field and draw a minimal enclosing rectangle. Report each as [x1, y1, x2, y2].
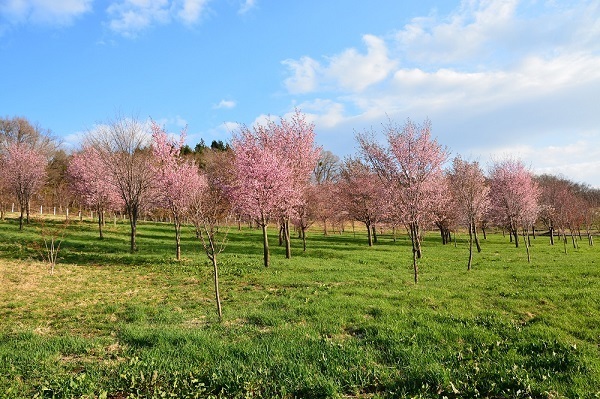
[0, 216, 599, 398]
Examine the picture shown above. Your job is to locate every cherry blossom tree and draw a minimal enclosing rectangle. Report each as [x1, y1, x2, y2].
[358, 118, 448, 283]
[230, 110, 319, 266]
[151, 122, 205, 260]
[430, 174, 457, 246]
[68, 146, 123, 239]
[273, 111, 321, 258]
[448, 157, 490, 270]
[86, 115, 156, 253]
[231, 123, 293, 267]
[3, 143, 47, 230]
[489, 159, 539, 261]
[338, 158, 389, 246]
[291, 185, 320, 251]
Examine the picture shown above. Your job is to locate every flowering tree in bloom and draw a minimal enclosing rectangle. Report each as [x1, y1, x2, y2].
[272, 111, 321, 258]
[3, 143, 47, 230]
[489, 159, 539, 262]
[231, 124, 294, 267]
[448, 157, 490, 270]
[68, 146, 123, 239]
[338, 158, 389, 246]
[151, 122, 205, 260]
[430, 174, 457, 246]
[358, 118, 448, 283]
[231, 110, 319, 266]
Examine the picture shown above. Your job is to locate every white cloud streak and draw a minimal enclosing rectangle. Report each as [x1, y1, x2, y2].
[214, 99, 237, 109]
[0, 0, 92, 26]
[106, 0, 210, 36]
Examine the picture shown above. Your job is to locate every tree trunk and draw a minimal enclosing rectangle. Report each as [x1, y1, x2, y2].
[26, 199, 31, 225]
[322, 218, 328, 236]
[468, 222, 473, 271]
[372, 225, 378, 244]
[174, 215, 181, 261]
[98, 208, 104, 239]
[571, 230, 578, 249]
[512, 228, 519, 248]
[549, 226, 554, 245]
[278, 223, 284, 246]
[284, 219, 291, 259]
[473, 221, 482, 253]
[437, 223, 447, 245]
[212, 254, 222, 319]
[523, 228, 531, 263]
[366, 221, 373, 246]
[410, 223, 419, 284]
[19, 205, 24, 230]
[562, 230, 568, 254]
[482, 225, 487, 240]
[415, 224, 422, 259]
[302, 227, 307, 252]
[261, 221, 270, 267]
[129, 208, 138, 253]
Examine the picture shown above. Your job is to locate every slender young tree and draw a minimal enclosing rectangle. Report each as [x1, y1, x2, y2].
[151, 122, 204, 260]
[358, 118, 448, 283]
[448, 157, 490, 270]
[68, 146, 123, 239]
[86, 115, 156, 253]
[187, 169, 231, 319]
[3, 143, 47, 230]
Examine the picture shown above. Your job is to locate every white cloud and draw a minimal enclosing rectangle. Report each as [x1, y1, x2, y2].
[238, 0, 256, 15]
[106, 0, 210, 36]
[282, 56, 321, 94]
[293, 99, 346, 129]
[395, 0, 519, 66]
[326, 34, 397, 92]
[0, 0, 92, 26]
[177, 0, 209, 25]
[278, 0, 600, 186]
[214, 99, 236, 109]
[221, 121, 240, 132]
[282, 34, 396, 94]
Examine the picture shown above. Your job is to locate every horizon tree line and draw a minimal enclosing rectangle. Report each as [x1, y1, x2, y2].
[1, 114, 599, 272]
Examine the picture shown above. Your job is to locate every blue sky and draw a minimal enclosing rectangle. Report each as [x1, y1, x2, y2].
[1, 0, 599, 186]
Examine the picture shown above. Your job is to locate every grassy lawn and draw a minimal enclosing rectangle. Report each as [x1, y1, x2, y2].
[0, 216, 599, 398]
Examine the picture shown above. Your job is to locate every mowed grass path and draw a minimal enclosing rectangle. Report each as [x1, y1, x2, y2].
[0, 217, 599, 398]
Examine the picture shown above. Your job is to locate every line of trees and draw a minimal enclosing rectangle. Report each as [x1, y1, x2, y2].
[2, 114, 599, 276]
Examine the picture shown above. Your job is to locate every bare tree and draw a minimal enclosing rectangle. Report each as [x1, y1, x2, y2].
[86, 115, 156, 253]
[0, 116, 57, 157]
[313, 149, 340, 184]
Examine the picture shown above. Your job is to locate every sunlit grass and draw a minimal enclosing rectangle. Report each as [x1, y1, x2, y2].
[0, 215, 599, 398]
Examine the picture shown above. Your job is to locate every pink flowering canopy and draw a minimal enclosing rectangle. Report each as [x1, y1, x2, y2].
[489, 158, 539, 229]
[230, 110, 320, 225]
[151, 121, 207, 216]
[68, 146, 124, 212]
[3, 142, 47, 205]
[358, 118, 449, 227]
